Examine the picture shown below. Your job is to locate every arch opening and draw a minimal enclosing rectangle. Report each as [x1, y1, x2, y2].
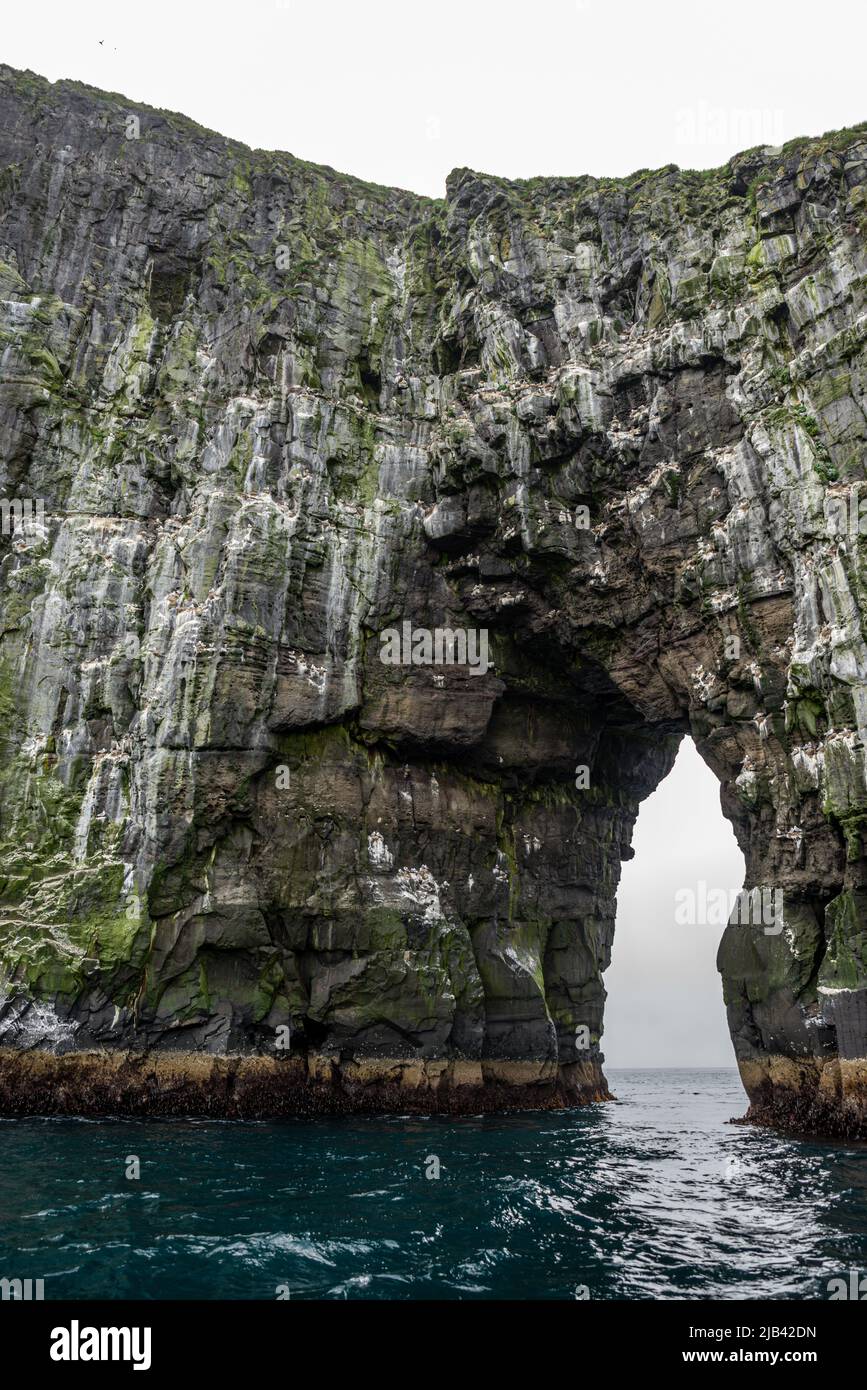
[604, 737, 745, 1069]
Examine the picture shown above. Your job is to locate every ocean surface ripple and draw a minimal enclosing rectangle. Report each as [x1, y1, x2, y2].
[1, 1069, 865, 1300]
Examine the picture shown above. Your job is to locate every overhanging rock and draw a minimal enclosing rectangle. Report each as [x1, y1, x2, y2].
[0, 65, 865, 1134]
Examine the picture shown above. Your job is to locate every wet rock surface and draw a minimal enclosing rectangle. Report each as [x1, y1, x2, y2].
[0, 66, 865, 1129]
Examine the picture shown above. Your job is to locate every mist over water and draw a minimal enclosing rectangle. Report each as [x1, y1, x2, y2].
[2, 1070, 865, 1300]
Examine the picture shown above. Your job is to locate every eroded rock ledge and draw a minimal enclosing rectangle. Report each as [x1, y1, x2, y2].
[0, 1050, 609, 1118]
[0, 66, 865, 1132]
[735, 1056, 867, 1139]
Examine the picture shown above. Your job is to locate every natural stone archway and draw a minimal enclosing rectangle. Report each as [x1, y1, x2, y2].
[0, 67, 865, 1134]
[601, 737, 746, 1068]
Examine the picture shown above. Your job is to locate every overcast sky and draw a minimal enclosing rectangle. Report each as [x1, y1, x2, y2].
[604, 739, 744, 1068]
[6, 1, 853, 1065]
[4, 0, 865, 198]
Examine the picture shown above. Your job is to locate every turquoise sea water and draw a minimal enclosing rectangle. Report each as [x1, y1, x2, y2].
[1, 1068, 865, 1300]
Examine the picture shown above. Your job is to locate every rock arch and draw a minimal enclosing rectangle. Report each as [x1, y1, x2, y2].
[0, 67, 864, 1133]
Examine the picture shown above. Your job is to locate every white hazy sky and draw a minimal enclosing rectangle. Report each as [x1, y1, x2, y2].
[4, 1, 851, 1065]
[604, 740, 744, 1068]
[4, 0, 865, 198]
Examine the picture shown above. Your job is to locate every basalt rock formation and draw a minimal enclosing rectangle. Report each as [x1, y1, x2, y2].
[0, 66, 865, 1131]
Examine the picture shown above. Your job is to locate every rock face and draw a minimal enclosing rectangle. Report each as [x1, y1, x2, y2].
[0, 67, 865, 1131]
